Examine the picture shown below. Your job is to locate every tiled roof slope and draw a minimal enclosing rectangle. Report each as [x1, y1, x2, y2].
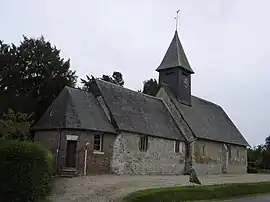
[161, 86, 249, 146]
[32, 86, 116, 133]
[95, 79, 184, 140]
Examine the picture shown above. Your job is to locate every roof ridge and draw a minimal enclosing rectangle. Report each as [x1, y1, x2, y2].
[160, 84, 221, 109]
[191, 95, 221, 108]
[65, 85, 93, 94]
[96, 79, 164, 102]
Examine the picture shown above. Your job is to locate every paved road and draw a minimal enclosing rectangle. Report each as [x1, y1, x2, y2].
[49, 174, 270, 202]
[221, 194, 270, 202]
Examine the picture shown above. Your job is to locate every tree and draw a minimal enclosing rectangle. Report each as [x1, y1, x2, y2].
[0, 36, 77, 123]
[0, 109, 32, 141]
[248, 145, 265, 169]
[80, 75, 95, 91]
[81, 71, 124, 91]
[265, 135, 270, 149]
[0, 41, 17, 114]
[111, 71, 124, 86]
[247, 135, 270, 172]
[100, 71, 124, 86]
[142, 78, 160, 96]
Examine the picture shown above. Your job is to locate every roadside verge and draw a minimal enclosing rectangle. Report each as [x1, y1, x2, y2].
[123, 182, 270, 202]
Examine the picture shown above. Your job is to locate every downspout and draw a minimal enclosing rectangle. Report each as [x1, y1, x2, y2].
[84, 142, 90, 176]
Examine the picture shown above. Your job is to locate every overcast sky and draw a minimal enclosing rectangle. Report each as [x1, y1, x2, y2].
[1, 0, 269, 146]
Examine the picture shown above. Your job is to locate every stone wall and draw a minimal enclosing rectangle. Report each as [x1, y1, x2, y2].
[77, 131, 116, 175]
[111, 132, 186, 175]
[193, 139, 247, 174]
[227, 144, 247, 174]
[34, 130, 116, 175]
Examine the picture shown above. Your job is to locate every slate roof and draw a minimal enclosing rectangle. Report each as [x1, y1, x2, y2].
[156, 31, 194, 73]
[32, 86, 116, 133]
[95, 79, 184, 140]
[162, 86, 249, 146]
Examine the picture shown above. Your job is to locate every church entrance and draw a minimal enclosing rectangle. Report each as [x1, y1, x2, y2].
[221, 144, 228, 173]
[65, 140, 77, 168]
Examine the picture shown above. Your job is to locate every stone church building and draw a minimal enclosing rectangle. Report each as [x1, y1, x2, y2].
[33, 30, 249, 176]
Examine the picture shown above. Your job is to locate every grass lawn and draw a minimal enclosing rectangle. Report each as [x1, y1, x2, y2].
[123, 182, 270, 202]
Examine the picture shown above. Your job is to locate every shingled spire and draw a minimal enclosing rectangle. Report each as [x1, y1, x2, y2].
[156, 31, 194, 73]
[157, 30, 194, 106]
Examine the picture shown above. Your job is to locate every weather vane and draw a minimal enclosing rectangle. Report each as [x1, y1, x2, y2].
[175, 10, 180, 30]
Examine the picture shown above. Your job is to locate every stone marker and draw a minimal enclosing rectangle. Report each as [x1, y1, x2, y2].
[189, 168, 202, 185]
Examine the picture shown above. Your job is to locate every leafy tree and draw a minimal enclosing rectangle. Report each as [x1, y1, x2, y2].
[142, 78, 160, 96]
[248, 145, 265, 169]
[265, 135, 270, 149]
[248, 135, 270, 171]
[111, 71, 124, 86]
[0, 36, 77, 122]
[80, 75, 95, 91]
[0, 109, 32, 141]
[81, 71, 124, 91]
[100, 71, 124, 86]
[0, 41, 17, 114]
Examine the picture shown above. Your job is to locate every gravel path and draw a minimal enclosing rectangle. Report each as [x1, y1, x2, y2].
[49, 174, 270, 202]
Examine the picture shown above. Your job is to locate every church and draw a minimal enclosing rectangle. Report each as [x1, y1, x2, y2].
[33, 30, 249, 176]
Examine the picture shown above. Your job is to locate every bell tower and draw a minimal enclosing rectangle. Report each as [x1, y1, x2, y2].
[156, 30, 194, 106]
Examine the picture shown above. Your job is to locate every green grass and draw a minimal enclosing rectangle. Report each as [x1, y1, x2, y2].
[123, 182, 270, 202]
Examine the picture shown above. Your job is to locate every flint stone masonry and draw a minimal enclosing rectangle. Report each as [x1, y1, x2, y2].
[111, 132, 186, 175]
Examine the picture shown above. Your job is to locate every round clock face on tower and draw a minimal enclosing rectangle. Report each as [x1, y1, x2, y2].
[183, 77, 189, 88]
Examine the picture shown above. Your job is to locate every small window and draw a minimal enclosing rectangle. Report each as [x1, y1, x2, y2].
[139, 136, 148, 151]
[202, 144, 206, 157]
[94, 134, 103, 152]
[237, 148, 240, 158]
[228, 145, 232, 159]
[175, 141, 185, 154]
[175, 141, 180, 153]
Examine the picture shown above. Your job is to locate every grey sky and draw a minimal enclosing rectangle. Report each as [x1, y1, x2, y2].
[0, 0, 269, 146]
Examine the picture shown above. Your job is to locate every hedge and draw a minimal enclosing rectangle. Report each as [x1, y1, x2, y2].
[0, 139, 53, 202]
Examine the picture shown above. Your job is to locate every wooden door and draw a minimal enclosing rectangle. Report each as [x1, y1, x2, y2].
[66, 140, 77, 168]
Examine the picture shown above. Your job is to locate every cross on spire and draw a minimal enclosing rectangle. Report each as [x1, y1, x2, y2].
[175, 10, 180, 31]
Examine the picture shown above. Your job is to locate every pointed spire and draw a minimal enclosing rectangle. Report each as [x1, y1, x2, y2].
[156, 31, 194, 74]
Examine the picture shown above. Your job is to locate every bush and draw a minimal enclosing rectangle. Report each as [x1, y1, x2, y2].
[247, 166, 258, 173]
[123, 182, 270, 202]
[0, 139, 53, 202]
[258, 169, 270, 174]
